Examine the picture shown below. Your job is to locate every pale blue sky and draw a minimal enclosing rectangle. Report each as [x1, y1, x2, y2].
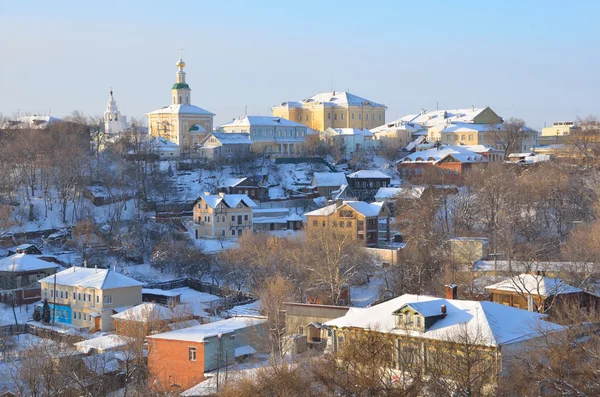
[1, 0, 599, 129]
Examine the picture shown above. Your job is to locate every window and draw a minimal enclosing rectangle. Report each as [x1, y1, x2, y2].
[88, 294, 91, 302]
[83, 313, 86, 320]
[347, 221, 352, 227]
[104, 295, 112, 304]
[189, 347, 197, 361]
[339, 221, 344, 228]
[244, 215, 248, 221]
[322, 221, 326, 227]
[221, 230, 225, 236]
[379, 114, 382, 121]
[231, 216, 235, 222]
[313, 220, 318, 227]
[352, 113, 355, 120]
[60, 291, 63, 299]
[328, 113, 331, 119]
[366, 114, 369, 120]
[359, 114, 362, 120]
[341, 113, 344, 120]
[96, 296, 99, 304]
[232, 229, 236, 236]
[334, 114, 337, 120]
[73, 292, 76, 300]
[78, 292, 81, 300]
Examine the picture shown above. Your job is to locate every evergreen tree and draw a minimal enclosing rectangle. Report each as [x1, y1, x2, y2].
[42, 298, 51, 323]
[32, 307, 41, 322]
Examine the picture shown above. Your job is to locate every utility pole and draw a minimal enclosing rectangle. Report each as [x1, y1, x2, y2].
[52, 273, 57, 323]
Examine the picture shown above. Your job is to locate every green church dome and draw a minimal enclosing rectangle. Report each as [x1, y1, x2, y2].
[172, 82, 190, 90]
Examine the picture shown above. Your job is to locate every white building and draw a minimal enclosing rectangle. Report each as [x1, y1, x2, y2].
[323, 127, 380, 155]
[39, 267, 143, 332]
[104, 89, 128, 135]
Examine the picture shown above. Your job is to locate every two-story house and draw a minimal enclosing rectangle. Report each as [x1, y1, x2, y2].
[38, 266, 143, 332]
[216, 177, 267, 201]
[304, 200, 390, 247]
[190, 193, 257, 239]
[346, 170, 391, 200]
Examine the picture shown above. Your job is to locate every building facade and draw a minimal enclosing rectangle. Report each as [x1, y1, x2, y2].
[219, 116, 309, 156]
[38, 267, 143, 332]
[346, 170, 391, 200]
[398, 145, 491, 180]
[310, 172, 348, 199]
[190, 193, 256, 239]
[0, 254, 59, 305]
[148, 317, 266, 393]
[322, 128, 380, 155]
[147, 51, 215, 150]
[304, 200, 390, 247]
[272, 91, 386, 132]
[198, 132, 252, 162]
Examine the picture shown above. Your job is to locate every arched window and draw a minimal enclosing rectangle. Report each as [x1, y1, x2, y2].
[179, 96, 182, 104]
[185, 96, 189, 104]
[114, 113, 118, 121]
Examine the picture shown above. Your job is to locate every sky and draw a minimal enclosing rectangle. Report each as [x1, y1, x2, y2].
[0, 0, 599, 130]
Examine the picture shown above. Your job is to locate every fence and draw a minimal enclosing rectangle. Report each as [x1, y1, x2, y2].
[143, 278, 255, 313]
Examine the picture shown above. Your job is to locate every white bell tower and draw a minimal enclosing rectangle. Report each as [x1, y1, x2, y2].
[104, 89, 127, 135]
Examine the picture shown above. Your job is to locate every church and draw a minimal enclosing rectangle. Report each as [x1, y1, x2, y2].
[104, 89, 128, 135]
[147, 51, 214, 150]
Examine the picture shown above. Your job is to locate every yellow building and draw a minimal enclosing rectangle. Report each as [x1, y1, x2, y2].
[147, 51, 215, 150]
[304, 200, 390, 247]
[272, 91, 386, 132]
[219, 116, 309, 156]
[539, 121, 579, 146]
[39, 267, 143, 332]
[190, 193, 256, 239]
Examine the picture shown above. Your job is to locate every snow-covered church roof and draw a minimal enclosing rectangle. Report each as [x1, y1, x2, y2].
[147, 104, 214, 116]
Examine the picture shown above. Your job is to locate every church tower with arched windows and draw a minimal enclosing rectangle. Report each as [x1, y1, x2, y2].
[172, 50, 191, 105]
[147, 50, 215, 151]
[104, 89, 127, 135]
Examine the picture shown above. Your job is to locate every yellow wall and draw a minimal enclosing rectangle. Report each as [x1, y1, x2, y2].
[148, 113, 213, 147]
[273, 105, 385, 132]
[191, 197, 253, 238]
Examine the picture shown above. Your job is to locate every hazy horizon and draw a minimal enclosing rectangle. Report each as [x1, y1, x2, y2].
[1, 0, 599, 130]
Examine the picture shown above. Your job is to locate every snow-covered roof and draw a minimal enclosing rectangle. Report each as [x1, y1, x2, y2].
[325, 294, 563, 347]
[197, 193, 257, 209]
[217, 177, 248, 188]
[220, 116, 306, 128]
[374, 187, 424, 201]
[74, 335, 134, 354]
[327, 128, 374, 137]
[312, 172, 348, 187]
[305, 201, 385, 217]
[344, 201, 385, 217]
[371, 120, 426, 134]
[275, 91, 385, 108]
[347, 170, 390, 179]
[401, 145, 489, 164]
[399, 107, 490, 128]
[508, 152, 535, 158]
[485, 274, 583, 297]
[39, 267, 144, 290]
[111, 302, 177, 322]
[304, 203, 337, 217]
[147, 104, 214, 116]
[208, 132, 252, 145]
[147, 317, 266, 342]
[0, 253, 59, 272]
[150, 136, 179, 148]
[3, 115, 62, 129]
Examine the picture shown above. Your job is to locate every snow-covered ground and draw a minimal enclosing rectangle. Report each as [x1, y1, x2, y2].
[350, 271, 387, 307]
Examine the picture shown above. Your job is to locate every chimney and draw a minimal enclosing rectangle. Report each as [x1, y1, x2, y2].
[441, 305, 447, 317]
[218, 192, 226, 198]
[445, 284, 458, 300]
